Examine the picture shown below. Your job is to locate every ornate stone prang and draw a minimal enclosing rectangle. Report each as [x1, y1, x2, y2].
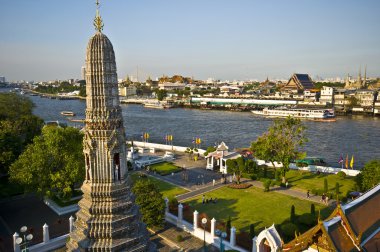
[66, 21, 152, 251]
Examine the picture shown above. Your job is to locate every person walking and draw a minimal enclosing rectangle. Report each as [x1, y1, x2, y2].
[213, 179, 215, 186]
[307, 190, 310, 198]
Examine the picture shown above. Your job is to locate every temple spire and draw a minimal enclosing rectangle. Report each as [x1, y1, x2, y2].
[94, 0, 104, 32]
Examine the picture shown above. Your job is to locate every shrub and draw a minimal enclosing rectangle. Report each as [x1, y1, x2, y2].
[176, 235, 183, 242]
[324, 178, 328, 193]
[298, 213, 317, 226]
[290, 205, 296, 223]
[226, 216, 231, 236]
[263, 179, 271, 192]
[263, 166, 268, 178]
[335, 182, 340, 196]
[337, 171, 346, 178]
[281, 223, 298, 238]
[249, 224, 255, 239]
[310, 204, 315, 215]
[250, 174, 257, 180]
[228, 183, 252, 189]
[296, 162, 308, 167]
[275, 169, 281, 181]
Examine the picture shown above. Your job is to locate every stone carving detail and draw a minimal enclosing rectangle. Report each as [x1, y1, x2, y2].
[66, 32, 151, 251]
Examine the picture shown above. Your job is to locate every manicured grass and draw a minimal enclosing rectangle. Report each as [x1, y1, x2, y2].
[0, 176, 24, 198]
[150, 162, 181, 176]
[183, 186, 332, 232]
[130, 173, 188, 200]
[285, 170, 357, 196]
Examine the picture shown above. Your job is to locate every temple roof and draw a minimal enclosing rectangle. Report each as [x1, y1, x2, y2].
[283, 183, 380, 251]
[283, 73, 315, 92]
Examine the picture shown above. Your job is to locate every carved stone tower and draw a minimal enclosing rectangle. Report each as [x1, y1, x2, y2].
[67, 2, 151, 251]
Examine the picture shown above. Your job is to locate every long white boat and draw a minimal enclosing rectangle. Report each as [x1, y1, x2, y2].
[251, 107, 335, 120]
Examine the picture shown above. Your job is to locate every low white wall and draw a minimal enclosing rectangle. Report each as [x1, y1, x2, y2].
[256, 159, 360, 176]
[128, 141, 206, 156]
[44, 198, 79, 216]
[29, 234, 69, 252]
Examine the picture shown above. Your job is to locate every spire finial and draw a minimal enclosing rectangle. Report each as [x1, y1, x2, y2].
[94, 0, 104, 32]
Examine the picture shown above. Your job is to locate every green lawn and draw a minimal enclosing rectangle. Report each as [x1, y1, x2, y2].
[285, 170, 357, 196]
[183, 186, 332, 233]
[130, 172, 188, 200]
[150, 162, 181, 176]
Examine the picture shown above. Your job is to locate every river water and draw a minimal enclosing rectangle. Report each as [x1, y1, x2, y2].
[3, 89, 379, 168]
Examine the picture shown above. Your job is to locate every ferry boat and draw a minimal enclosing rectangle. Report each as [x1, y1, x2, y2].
[60, 111, 76, 116]
[144, 102, 165, 109]
[251, 107, 335, 120]
[144, 100, 175, 109]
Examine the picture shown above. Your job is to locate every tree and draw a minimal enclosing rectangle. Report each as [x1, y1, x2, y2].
[132, 179, 165, 227]
[155, 89, 167, 101]
[335, 182, 340, 197]
[9, 126, 84, 198]
[324, 178, 328, 193]
[0, 93, 44, 174]
[204, 146, 216, 156]
[357, 160, 380, 191]
[251, 117, 307, 181]
[226, 216, 232, 236]
[311, 204, 315, 215]
[290, 205, 296, 223]
[249, 224, 255, 239]
[226, 157, 245, 184]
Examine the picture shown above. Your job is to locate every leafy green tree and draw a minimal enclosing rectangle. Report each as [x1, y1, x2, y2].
[204, 146, 216, 156]
[324, 178, 328, 193]
[0, 93, 43, 174]
[290, 205, 296, 223]
[310, 204, 315, 215]
[226, 216, 232, 236]
[155, 89, 167, 101]
[251, 117, 307, 181]
[335, 182, 340, 197]
[9, 126, 84, 198]
[132, 179, 165, 227]
[249, 224, 255, 239]
[226, 157, 245, 184]
[357, 160, 380, 191]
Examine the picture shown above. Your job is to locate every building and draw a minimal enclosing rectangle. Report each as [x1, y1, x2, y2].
[81, 66, 86, 80]
[353, 89, 376, 113]
[303, 90, 319, 102]
[282, 74, 315, 94]
[283, 183, 380, 252]
[0, 76, 6, 83]
[319, 86, 334, 105]
[205, 142, 240, 174]
[158, 82, 186, 90]
[119, 85, 137, 97]
[333, 89, 350, 109]
[66, 3, 151, 251]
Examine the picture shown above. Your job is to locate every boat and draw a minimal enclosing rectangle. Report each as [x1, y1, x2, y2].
[251, 107, 335, 120]
[143, 102, 165, 109]
[143, 100, 175, 109]
[60, 111, 76, 116]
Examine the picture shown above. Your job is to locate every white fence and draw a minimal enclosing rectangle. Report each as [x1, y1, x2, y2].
[255, 160, 360, 176]
[128, 141, 206, 156]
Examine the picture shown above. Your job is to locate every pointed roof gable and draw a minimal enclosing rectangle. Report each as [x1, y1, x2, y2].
[282, 73, 315, 92]
[283, 183, 380, 252]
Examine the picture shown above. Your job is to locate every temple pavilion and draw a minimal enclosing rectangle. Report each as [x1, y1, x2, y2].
[282, 183, 380, 252]
[205, 142, 240, 174]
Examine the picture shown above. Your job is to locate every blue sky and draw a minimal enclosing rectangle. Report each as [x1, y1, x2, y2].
[0, 0, 379, 81]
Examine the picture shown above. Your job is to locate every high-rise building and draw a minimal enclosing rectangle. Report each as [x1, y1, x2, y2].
[81, 66, 86, 80]
[0, 76, 6, 83]
[66, 1, 151, 251]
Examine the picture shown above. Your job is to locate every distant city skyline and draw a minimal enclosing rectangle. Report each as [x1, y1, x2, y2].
[0, 0, 379, 81]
